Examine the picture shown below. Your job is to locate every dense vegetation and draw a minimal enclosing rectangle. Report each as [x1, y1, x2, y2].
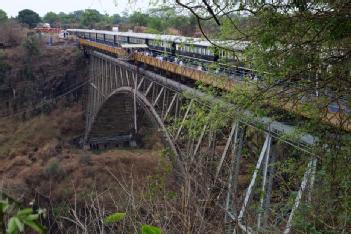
[171, 1, 351, 233]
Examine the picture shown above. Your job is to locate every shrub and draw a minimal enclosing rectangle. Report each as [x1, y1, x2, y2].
[79, 154, 92, 165]
[44, 158, 64, 178]
[22, 36, 40, 58]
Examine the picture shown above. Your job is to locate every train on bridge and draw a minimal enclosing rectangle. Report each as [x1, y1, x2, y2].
[67, 29, 350, 131]
[68, 29, 257, 79]
[67, 29, 248, 62]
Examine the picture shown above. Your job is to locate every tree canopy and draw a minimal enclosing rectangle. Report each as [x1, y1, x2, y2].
[5, 7, 197, 35]
[43, 12, 60, 27]
[0, 9, 8, 22]
[110, 14, 124, 25]
[17, 9, 41, 28]
[81, 9, 103, 28]
[173, 0, 350, 127]
[128, 12, 149, 27]
[172, 1, 351, 232]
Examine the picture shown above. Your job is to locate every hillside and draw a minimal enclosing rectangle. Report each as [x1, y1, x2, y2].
[0, 103, 171, 232]
[0, 26, 180, 233]
[0, 30, 87, 118]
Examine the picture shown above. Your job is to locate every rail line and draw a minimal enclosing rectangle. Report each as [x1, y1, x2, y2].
[79, 39, 351, 132]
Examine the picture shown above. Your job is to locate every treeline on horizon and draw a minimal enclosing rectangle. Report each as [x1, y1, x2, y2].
[0, 7, 209, 36]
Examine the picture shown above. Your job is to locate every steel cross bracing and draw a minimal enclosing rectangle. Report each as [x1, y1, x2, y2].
[85, 50, 318, 233]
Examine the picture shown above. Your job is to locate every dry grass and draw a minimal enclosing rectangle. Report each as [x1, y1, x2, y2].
[0, 102, 224, 233]
[0, 21, 27, 47]
[0, 105, 83, 159]
[0, 103, 175, 233]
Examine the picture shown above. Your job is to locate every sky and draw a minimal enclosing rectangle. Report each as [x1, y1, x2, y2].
[1, 0, 152, 17]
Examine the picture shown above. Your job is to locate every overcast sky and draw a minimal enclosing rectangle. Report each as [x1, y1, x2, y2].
[1, 0, 152, 17]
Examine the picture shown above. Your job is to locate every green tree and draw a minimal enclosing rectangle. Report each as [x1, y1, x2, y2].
[72, 10, 84, 22]
[57, 12, 70, 26]
[147, 16, 163, 32]
[0, 9, 8, 22]
[22, 36, 40, 61]
[97, 13, 113, 29]
[53, 11, 81, 28]
[17, 9, 41, 28]
[128, 12, 149, 27]
[81, 9, 102, 28]
[43, 12, 59, 27]
[111, 14, 124, 24]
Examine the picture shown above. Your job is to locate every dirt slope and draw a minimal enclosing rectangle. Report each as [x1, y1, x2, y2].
[0, 104, 167, 203]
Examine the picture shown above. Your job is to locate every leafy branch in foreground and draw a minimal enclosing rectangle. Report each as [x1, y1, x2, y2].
[0, 192, 46, 234]
[172, 1, 351, 232]
[103, 211, 162, 233]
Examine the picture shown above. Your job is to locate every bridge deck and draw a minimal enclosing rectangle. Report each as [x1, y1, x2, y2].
[80, 39, 350, 132]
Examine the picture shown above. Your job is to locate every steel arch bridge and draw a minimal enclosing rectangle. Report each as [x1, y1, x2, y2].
[85, 51, 317, 233]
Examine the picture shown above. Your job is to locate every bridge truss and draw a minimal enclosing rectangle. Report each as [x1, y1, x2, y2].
[85, 51, 317, 233]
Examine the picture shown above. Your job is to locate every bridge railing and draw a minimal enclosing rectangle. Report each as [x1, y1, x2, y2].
[79, 39, 351, 132]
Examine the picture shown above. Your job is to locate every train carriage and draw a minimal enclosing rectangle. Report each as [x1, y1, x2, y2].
[67, 29, 247, 63]
[67, 28, 350, 131]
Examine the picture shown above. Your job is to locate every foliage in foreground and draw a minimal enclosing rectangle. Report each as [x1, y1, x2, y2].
[171, 1, 351, 232]
[0, 193, 46, 234]
[104, 212, 162, 234]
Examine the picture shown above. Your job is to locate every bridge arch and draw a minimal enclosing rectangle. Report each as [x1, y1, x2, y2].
[82, 51, 317, 233]
[86, 86, 178, 156]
